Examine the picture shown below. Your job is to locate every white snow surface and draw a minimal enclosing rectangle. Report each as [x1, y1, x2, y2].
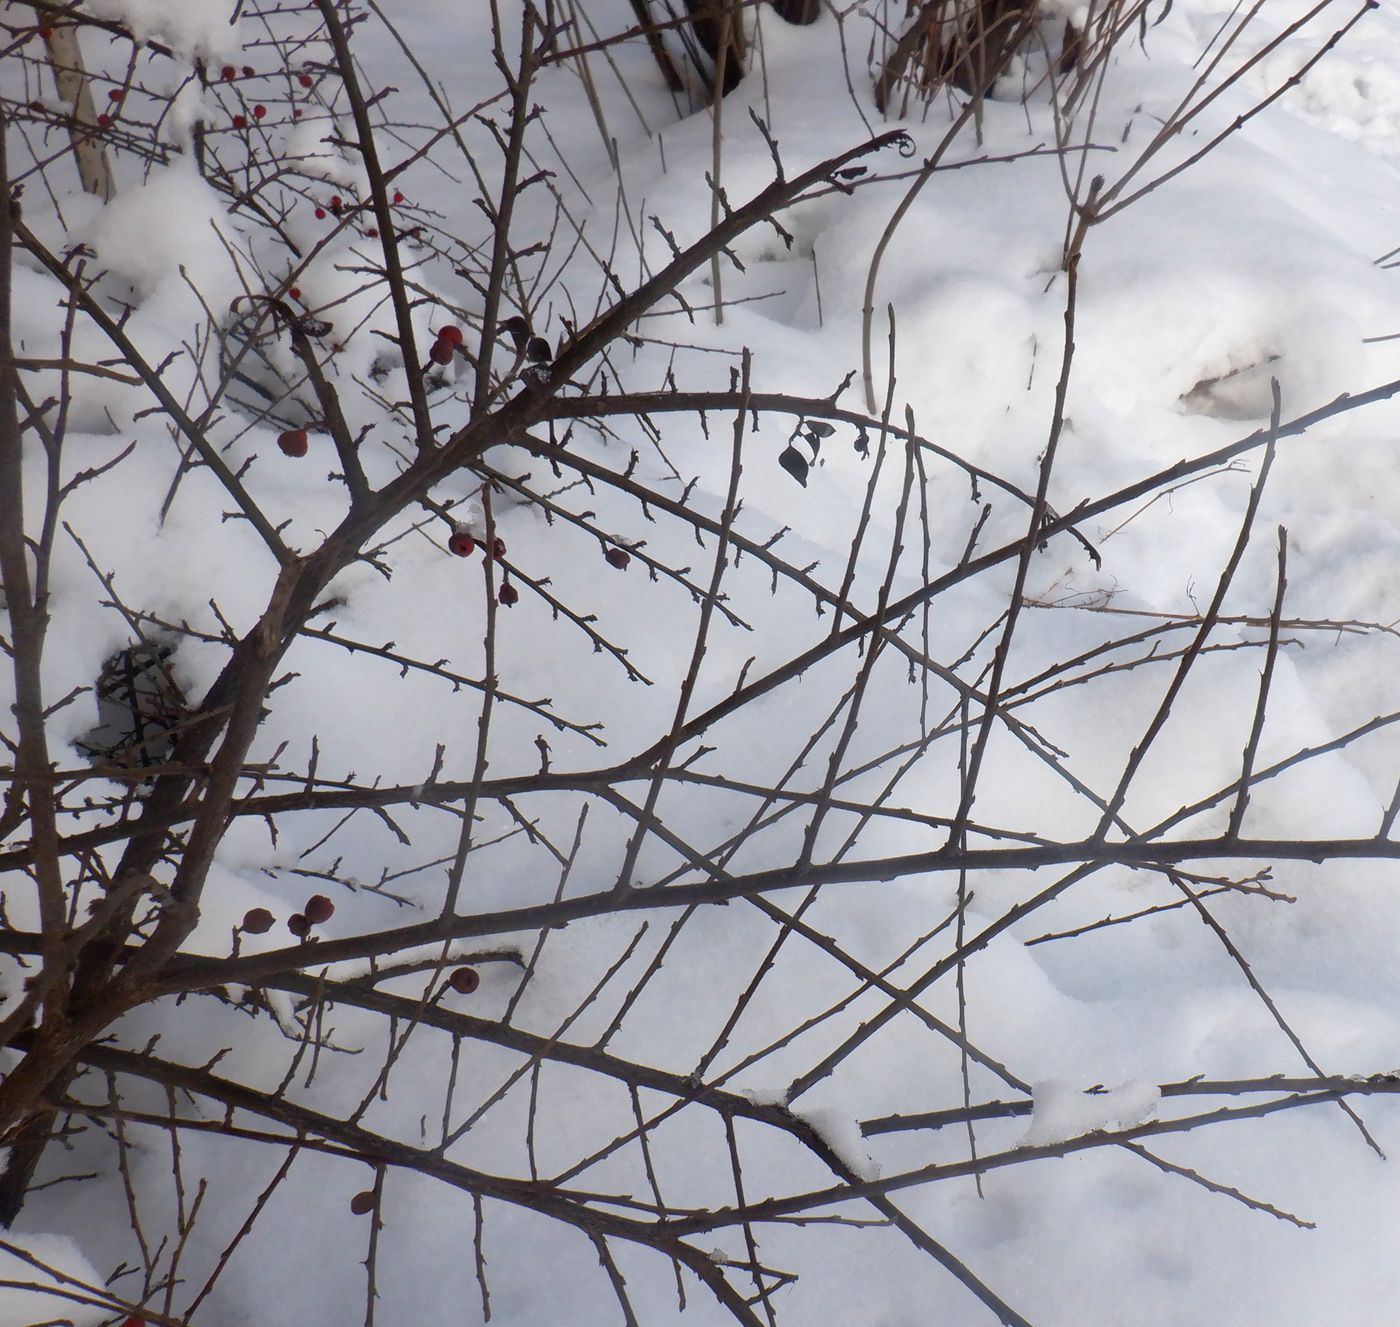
[0, 1234, 107, 1327]
[1024, 1080, 1162, 1146]
[7, 0, 1400, 1325]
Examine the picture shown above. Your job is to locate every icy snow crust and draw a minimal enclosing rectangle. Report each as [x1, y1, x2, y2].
[7, 0, 1400, 1324]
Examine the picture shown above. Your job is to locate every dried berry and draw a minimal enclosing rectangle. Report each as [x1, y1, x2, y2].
[277, 428, 308, 457]
[498, 582, 519, 607]
[303, 894, 335, 925]
[448, 967, 480, 995]
[349, 1191, 375, 1215]
[220, 65, 236, 80]
[231, 114, 247, 129]
[448, 530, 475, 558]
[490, 536, 506, 560]
[605, 547, 630, 571]
[287, 913, 310, 937]
[107, 88, 124, 103]
[241, 907, 275, 934]
[429, 339, 455, 366]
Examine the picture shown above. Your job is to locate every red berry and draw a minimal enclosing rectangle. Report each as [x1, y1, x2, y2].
[329, 194, 342, 209]
[436, 325, 464, 347]
[241, 907, 275, 934]
[253, 103, 267, 119]
[314, 207, 326, 219]
[448, 530, 475, 557]
[37, 27, 53, 39]
[429, 339, 455, 366]
[277, 428, 309, 457]
[349, 1191, 375, 1215]
[97, 113, 111, 128]
[107, 88, 124, 103]
[28, 100, 42, 111]
[490, 536, 506, 560]
[605, 547, 631, 570]
[448, 967, 480, 994]
[498, 582, 519, 607]
[287, 913, 310, 937]
[221, 65, 236, 80]
[365, 227, 378, 238]
[119, 1317, 145, 1327]
[298, 73, 314, 88]
[242, 65, 255, 78]
[231, 114, 246, 128]
[392, 190, 404, 204]
[303, 894, 335, 925]
[288, 286, 301, 300]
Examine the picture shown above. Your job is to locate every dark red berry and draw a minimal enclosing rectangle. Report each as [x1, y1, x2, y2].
[37, 27, 54, 39]
[288, 286, 301, 300]
[314, 207, 326, 219]
[490, 536, 506, 560]
[287, 913, 310, 937]
[436, 325, 464, 347]
[28, 100, 42, 111]
[329, 194, 342, 209]
[241, 907, 275, 934]
[448, 530, 475, 557]
[429, 339, 455, 366]
[107, 88, 124, 103]
[221, 65, 236, 80]
[97, 113, 111, 128]
[253, 103, 267, 119]
[365, 227, 378, 238]
[277, 428, 309, 457]
[605, 547, 630, 570]
[498, 583, 519, 607]
[231, 114, 247, 129]
[119, 1317, 146, 1327]
[392, 190, 404, 204]
[298, 73, 314, 88]
[448, 967, 480, 994]
[303, 894, 335, 925]
[349, 1191, 375, 1215]
[242, 65, 255, 78]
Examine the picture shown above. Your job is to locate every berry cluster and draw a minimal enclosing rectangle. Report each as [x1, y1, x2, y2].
[237, 895, 336, 940]
[430, 323, 464, 366]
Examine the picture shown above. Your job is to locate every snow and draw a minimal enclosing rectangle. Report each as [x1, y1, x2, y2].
[1024, 1079, 1161, 1146]
[86, 0, 241, 61]
[0, 1234, 107, 1327]
[793, 1103, 883, 1179]
[8, 0, 1400, 1324]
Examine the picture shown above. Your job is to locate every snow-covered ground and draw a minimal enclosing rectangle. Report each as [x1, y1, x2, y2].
[7, 1, 1400, 1323]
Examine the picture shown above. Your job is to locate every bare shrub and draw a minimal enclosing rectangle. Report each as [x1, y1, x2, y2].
[1, 2, 1397, 1325]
